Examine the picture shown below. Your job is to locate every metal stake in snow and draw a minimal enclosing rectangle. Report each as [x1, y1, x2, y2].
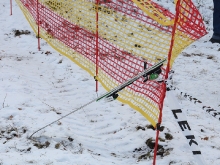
[28, 98, 96, 139]
[29, 58, 166, 139]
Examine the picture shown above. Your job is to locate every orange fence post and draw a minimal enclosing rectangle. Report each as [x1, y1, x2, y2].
[95, 0, 99, 92]
[37, 0, 40, 51]
[152, 0, 181, 164]
[10, 0, 12, 15]
[152, 84, 166, 165]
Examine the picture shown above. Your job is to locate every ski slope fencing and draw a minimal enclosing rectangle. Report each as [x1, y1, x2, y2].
[15, 0, 207, 127]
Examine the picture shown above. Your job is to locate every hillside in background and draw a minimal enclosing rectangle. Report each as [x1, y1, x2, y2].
[0, 0, 220, 165]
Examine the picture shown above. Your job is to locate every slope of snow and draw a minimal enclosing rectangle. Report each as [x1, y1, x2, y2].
[0, 0, 220, 165]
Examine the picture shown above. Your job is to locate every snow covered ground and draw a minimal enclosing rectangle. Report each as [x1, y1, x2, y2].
[0, 0, 220, 165]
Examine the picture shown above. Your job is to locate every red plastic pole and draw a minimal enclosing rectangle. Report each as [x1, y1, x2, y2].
[152, 84, 166, 165]
[165, 0, 181, 79]
[10, 0, 12, 15]
[37, 0, 40, 51]
[95, 0, 99, 92]
[152, 1, 181, 165]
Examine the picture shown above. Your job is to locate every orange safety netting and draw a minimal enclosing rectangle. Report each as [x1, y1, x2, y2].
[15, 0, 207, 127]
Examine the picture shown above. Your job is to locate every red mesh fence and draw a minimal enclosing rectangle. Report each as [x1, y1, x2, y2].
[16, 0, 207, 126]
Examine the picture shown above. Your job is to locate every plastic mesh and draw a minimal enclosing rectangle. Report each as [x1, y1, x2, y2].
[15, 0, 207, 126]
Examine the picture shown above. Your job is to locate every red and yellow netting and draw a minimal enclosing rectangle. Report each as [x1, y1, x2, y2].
[15, 0, 207, 127]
